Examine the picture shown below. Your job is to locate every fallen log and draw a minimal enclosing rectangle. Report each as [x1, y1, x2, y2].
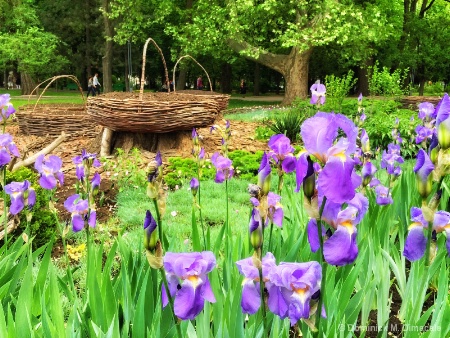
[11, 132, 67, 172]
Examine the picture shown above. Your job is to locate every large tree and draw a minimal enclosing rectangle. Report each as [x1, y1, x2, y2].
[0, 1, 67, 94]
[157, 0, 391, 104]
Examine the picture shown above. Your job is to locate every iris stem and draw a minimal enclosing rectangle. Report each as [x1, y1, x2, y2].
[152, 199, 163, 250]
[197, 165, 207, 250]
[258, 263, 268, 337]
[268, 222, 274, 253]
[225, 179, 230, 260]
[2, 168, 8, 255]
[314, 196, 327, 334]
[160, 268, 183, 338]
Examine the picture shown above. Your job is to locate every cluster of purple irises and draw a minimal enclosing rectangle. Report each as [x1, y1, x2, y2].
[1, 93, 101, 234]
[404, 93, 450, 261]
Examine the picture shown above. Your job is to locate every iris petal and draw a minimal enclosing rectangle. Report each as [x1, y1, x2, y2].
[323, 225, 358, 266]
[403, 226, 426, 261]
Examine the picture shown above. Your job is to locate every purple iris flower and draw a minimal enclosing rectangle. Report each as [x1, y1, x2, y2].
[267, 261, 322, 325]
[235, 252, 277, 314]
[414, 149, 434, 199]
[0, 94, 16, 122]
[301, 112, 358, 163]
[190, 177, 199, 197]
[34, 154, 64, 190]
[403, 208, 450, 261]
[267, 192, 284, 227]
[73, 150, 101, 180]
[381, 144, 404, 175]
[415, 125, 433, 144]
[64, 194, 96, 232]
[360, 113, 366, 122]
[435, 93, 450, 149]
[143, 210, 158, 250]
[192, 128, 198, 140]
[310, 83, 326, 105]
[0, 134, 20, 167]
[249, 208, 263, 249]
[418, 102, 435, 120]
[360, 129, 370, 153]
[162, 251, 216, 320]
[323, 206, 360, 266]
[358, 93, 363, 103]
[268, 134, 296, 173]
[353, 148, 362, 166]
[73, 149, 101, 168]
[375, 185, 393, 205]
[211, 152, 233, 183]
[300, 113, 358, 204]
[5, 180, 36, 215]
[369, 177, 381, 187]
[361, 161, 377, 187]
[307, 195, 367, 266]
[258, 152, 271, 194]
[199, 148, 205, 160]
[295, 153, 315, 198]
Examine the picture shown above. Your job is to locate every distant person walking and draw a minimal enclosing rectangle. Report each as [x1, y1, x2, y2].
[240, 79, 247, 97]
[197, 76, 203, 90]
[87, 76, 96, 97]
[93, 73, 101, 95]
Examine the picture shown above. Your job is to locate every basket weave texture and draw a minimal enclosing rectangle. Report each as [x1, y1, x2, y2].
[17, 104, 97, 137]
[86, 92, 221, 133]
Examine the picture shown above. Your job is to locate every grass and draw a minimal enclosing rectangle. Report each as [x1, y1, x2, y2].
[0, 88, 85, 107]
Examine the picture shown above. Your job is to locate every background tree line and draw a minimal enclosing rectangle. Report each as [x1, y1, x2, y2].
[1, 0, 449, 103]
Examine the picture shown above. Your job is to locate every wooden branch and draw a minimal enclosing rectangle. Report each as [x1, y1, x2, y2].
[11, 132, 67, 172]
[226, 38, 287, 73]
[0, 218, 17, 241]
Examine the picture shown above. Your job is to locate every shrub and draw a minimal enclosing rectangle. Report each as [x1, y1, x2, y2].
[267, 109, 304, 142]
[368, 62, 409, 98]
[363, 107, 418, 157]
[254, 125, 276, 141]
[5, 167, 57, 248]
[325, 70, 357, 112]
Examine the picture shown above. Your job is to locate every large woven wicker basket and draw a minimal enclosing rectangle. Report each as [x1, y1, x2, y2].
[17, 103, 97, 137]
[87, 92, 219, 133]
[86, 38, 221, 133]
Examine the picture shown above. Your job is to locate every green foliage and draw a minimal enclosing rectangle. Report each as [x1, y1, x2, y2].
[5, 167, 57, 248]
[228, 150, 264, 181]
[423, 82, 445, 95]
[102, 148, 147, 192]
[267, 110, 303, 143]
[362, 107, 418, 156]
[164, 150, 265, 188]
[325, 70, 357, 112]
[368, 62, 409, 98]
[164, 157, 215, 189]
[254, 125, 275, 141]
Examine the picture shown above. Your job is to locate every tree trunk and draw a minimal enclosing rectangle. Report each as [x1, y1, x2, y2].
[281, 48, 311, 104]
[85, 0, 92, 86]
[95, 130, 192, 155]
[357, 67, 369, 97]
[418, 80, 425, 96]
[102, 0, 113, 93]
[253, 62, 260, 96]
[220, 63, 232, 94]
[176, 70, 187, 90]
[21, 72, 36, 95]
[226, 39, 311, 104]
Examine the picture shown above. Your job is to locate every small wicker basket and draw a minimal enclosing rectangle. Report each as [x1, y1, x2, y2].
[16, 75, 96, 137]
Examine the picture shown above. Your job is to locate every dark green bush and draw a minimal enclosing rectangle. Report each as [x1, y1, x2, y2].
[267, 110, 303, 142]
[363, 107, 418, 157]
[5, 167, 57, 248]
